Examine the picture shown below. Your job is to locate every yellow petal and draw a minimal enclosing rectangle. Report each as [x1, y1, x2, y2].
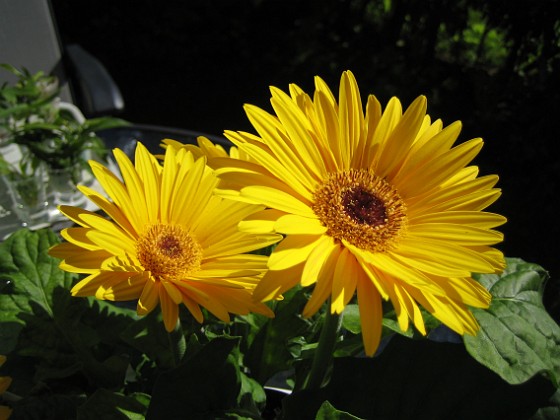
[338, 71, 364, 168]
[253, 262, 304, 302]
[160, 286, 179, 332]
[408, 223, 503, 246]
[103, 272, 148, 301]
[60, 249, 113, 274]
[268, 235, 325, 271]
[375, 95, 427, 179]
[301, 235, 338, 287]
[239, 185, 315, 217]
[275, 214, 327, 235]
[331, 247, 359, 314]
[409, 211, 507, 229]
[239, 209, 286, 234]
[113, 147, 150, 225]
[77, 186, 138, 238]
[356, 274, 383, 356]
[395, 237, 496, 274]
[181, 293, 204, 323]
[86, 229, 137, 257]
[134, 142, 162, 222]
[137, 276, 159, 315]
[397, 138, 484, 198]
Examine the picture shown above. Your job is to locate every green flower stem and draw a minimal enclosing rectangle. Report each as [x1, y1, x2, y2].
[303, 305, 341, 390]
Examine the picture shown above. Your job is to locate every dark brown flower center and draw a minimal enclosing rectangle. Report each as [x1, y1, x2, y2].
[342, 188, 387, 226]
[312, 169, 407, 253]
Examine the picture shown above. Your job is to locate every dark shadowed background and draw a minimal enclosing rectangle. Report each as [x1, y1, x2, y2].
[49, 0, 559, 316]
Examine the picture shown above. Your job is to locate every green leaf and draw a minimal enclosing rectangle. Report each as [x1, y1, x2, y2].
[315, 401, 364, 419]
[340, 304, 360, 334]
[281, 335, 556, 419]
[238, 371, 267, 416]
[0, 228, 75, 316]
[465, 258, 560, 386]
[0, 229, 136, 390]
[146, 336, 242, 418]
[121, 310, 186, 370]
[0, 228, 75, 353]
[77, 390, 150, 420]
[244, 287, 311, 384]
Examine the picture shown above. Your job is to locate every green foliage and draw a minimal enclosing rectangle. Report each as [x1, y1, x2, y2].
[466, 258, 560, 387]
[315, 401, 364, 420]
[0, 230, 559, 418]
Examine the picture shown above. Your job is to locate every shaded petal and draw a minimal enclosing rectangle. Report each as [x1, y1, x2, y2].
[103, 271, 148, 300]
[59, 249, 113, 273]
[253, 262, 304, 302]
[71, 271, 132, 297]
[160, 286, 179, 332]
[181, 293, 204, 323]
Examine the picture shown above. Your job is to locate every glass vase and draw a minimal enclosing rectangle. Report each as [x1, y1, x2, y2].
[2, 167, 50, 228]
[47, 163, 93, 208]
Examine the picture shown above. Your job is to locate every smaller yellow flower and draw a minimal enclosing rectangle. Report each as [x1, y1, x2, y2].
[0, 356, 12, 420]
[49, 143, 282, 331]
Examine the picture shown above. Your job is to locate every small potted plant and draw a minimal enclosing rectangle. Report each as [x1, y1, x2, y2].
[0, 64, 128, 208]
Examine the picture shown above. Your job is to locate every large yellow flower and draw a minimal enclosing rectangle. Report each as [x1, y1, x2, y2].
[49, 143, 282, 331]
[213, 71, 506, 356]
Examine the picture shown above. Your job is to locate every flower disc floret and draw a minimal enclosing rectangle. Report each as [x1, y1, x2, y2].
[312, 169, 407, 253]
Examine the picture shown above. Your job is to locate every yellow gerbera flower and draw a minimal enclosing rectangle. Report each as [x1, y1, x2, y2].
[49, 143, 282, 331]
[213, 71, 506, 356]
[0, 356, 12, 420]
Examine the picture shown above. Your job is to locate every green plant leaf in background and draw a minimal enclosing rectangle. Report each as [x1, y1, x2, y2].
[0, 228, 76, 354]
[465, 258, 560, 387]
[146, 336, 243, 419]
[121, 309, 187, 371]
[76, 389, 150, 420]
[244, 287, 311, 385]
[315, 400, 364, 420]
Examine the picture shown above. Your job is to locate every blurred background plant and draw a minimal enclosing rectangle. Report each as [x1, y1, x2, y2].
[0, 64, 127, 181]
